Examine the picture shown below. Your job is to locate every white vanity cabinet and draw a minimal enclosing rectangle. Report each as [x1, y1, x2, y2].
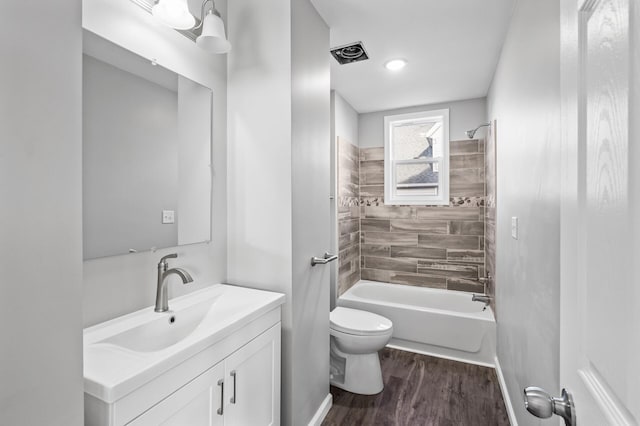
[84, 285, 284, 426]
[127, 325, 280, 426]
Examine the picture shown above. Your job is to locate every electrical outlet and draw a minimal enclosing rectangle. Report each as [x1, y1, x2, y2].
[162, 210, 175, 224]
[511, 216, 518, 240]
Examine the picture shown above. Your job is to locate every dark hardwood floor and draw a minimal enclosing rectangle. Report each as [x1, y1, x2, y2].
[322, 348, 510, 426]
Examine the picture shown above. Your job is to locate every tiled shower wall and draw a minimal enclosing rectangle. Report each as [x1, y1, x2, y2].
[358, 139, 486, 293]
[485, 122, 497, 312]
[337, 138, 361, 295]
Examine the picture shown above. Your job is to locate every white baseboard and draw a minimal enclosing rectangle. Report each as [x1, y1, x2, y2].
[494, 356, 518, 426]
[308, 393, 332, 426]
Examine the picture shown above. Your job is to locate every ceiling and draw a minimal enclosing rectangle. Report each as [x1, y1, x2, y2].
[311, 0, 515, 113]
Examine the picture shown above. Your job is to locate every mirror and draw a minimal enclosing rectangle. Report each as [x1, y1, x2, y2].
[82, 31, 212, 260]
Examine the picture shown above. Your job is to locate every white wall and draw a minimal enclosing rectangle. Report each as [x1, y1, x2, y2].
[227, 0, 330, 424]
[486, 0, 561, 424]
[359, 97, 487, 147]
[0, 1, 84, 424]
[82, 0, 227, 326]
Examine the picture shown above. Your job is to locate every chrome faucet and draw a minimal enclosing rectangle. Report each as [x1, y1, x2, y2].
[472, 294, 491, 310]
[155, 253, 194, 312]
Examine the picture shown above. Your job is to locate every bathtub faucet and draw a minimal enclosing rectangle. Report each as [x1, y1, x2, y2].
[472, 294, 491, 310]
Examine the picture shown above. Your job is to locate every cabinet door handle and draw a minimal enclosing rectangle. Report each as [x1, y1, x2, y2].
[230, 370, 237, 404]
[216, 379, 224, 415]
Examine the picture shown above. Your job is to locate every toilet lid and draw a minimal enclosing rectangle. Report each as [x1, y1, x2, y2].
[330, 307, 393, 336]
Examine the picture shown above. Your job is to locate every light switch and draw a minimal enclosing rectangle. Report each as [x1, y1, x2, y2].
[511, 216, 518, 240]
[162, 210, 175, 224]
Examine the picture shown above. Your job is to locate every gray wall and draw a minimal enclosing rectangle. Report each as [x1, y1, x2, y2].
[486, 0, 561, 424]
[83, 54, 179, 259]
[82, 0, 228, 327]
[333, 91, 359, 147]
[228, 0, 330, 424]
[0, 0, 84, 424]
[291, 2, 331, 423]
[359, 97, 487, 147]
[330, 91, 359, 309]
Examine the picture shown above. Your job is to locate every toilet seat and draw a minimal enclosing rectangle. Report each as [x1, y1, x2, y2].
[330, 307, 393, 336]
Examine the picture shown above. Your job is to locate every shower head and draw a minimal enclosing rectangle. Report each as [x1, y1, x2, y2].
[466, 123, 491, 139]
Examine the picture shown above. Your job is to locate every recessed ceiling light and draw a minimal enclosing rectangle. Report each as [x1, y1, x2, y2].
[385, 59, 407, 71]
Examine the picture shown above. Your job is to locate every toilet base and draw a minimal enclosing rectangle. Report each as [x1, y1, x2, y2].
[330, 341, 384, 395]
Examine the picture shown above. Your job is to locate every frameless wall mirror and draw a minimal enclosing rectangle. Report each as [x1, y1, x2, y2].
[82, 30, 212, 260]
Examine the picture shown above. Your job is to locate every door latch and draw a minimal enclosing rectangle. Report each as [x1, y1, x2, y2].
[524, 387, 576, 426]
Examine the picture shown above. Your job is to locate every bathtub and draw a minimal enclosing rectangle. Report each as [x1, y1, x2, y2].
[337, 280, 496, 367]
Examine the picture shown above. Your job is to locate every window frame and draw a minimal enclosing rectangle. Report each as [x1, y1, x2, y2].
[383, 109, 450, 205]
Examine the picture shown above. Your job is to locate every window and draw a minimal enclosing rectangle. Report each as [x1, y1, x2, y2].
[384, 109, 450, 205]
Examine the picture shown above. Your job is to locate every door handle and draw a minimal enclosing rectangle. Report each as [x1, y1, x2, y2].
[230, 370, 237, 404]
[216, 379, 224, 415]
[523, 387, 576, 426]
[311, 252, 338, 266]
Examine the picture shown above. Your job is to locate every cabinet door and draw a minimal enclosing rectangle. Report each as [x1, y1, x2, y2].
[224, 324, 281, 426]
[127, 362, 225, 426]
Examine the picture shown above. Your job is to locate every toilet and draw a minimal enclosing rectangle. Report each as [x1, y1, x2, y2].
[329, 307, 393, 395]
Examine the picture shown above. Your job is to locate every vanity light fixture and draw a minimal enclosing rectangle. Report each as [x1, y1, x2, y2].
[152, 0, 195, 30]
[384, 59, 407, 71]
[150, 0, 231, 54]
[194, 0, 231, 54]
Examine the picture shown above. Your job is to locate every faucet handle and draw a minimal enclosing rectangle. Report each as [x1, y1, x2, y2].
[159, 253, 178, 265]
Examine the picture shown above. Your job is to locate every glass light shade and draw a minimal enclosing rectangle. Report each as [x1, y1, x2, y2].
[196, 11, 231, 54]
[152, 0, 196, 30]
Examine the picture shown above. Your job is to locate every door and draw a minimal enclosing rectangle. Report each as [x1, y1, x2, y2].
[223, 324, 281, 426]
[128, 362, 225, 426]
[559, 0, 640, 424]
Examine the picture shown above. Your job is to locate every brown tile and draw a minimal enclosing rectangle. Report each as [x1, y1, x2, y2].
[361, 244, 390, 257]
[361, 219, 390, 232]
[449, 221, 484, 236]
[359, 147, 384, 161]
[360, 185, 384, 197]
[361, 268, 392, 282]
[339, 245, 359, 267]
[450, 139, 479, 155]
[450, 168, 485, 184]
[364, 232, 418, 245]
[364, 206, 415, 219]
[390, 246, 447, 260]
[416, 207, 482, 221]
[360, 160, 384, 185]
[450, 153, 484, 169]
[338, 219, 359, 236]
[450, 182, 485, 197]
[417, 261, 478, 279]
[447, 278, 485, 293]
[338, 270, 360, 296]
[447, 249, 485, 263]
[338, 232, 359, 250]
[364, 256, 417, 273]
[418, 234, 480, 250]
[389, 273, 447, 288]
[390, 219, 448, 234]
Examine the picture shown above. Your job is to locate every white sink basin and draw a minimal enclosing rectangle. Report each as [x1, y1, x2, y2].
[84, 284, 285, 403]
[99, 298, 212, 352]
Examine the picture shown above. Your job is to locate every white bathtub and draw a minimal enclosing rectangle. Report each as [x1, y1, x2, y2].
[337, 280, 496, 367]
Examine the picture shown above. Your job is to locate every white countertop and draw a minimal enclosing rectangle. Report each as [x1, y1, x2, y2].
[83, 284, 285, 402]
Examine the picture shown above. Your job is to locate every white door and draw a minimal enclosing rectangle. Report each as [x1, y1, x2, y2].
[557, 0, 640, 424]
[224, 324, 281, 426]
[128, 362, 225, 426]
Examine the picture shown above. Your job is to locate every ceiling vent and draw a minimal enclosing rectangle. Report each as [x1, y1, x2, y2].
[330, 42, 369, 65]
